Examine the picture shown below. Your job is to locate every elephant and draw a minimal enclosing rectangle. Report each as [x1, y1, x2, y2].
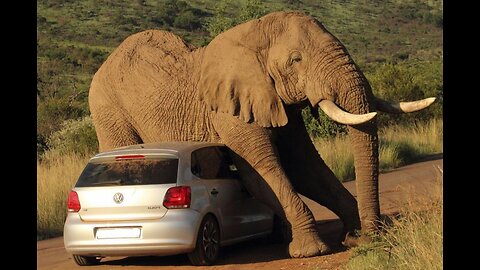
[89, 11, 436, 258]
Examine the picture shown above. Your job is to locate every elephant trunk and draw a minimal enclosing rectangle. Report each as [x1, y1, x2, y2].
[348, 123, 380, 232]
[337, 67, 381, 232]
[307, 43, 382, 231]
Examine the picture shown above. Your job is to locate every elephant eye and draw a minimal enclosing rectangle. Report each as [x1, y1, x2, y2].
[289, 51, 302, 65]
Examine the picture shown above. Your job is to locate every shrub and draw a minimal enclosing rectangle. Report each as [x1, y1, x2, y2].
[46, 116, 98, 155]
[157, 0, 182, 26]
[205, 0, 238, 38]
[302, 107, 347, 138]
[365, 61, 443, 127]
[174, 10, 201, 30]
[206, 0, 268, 38]
[368, 62, 424, 102]
[284, 0, 303, 7]
[423, 12, 443, 28]
[37, 98, 86, 140]
[239, 0, 267, 22]
[156, 0, 203, 29]
[37, 135, 49, 158]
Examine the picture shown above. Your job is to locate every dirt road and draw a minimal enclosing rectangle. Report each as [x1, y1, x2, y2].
[37, 156, 443, 270]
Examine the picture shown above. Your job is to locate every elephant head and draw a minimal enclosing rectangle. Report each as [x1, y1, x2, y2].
[197, 12, 435, 231]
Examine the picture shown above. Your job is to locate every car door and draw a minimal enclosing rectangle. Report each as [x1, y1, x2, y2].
[191, 146, 273, 243]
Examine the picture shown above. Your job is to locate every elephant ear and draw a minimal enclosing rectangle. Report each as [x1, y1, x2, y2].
[197, 32, 288, 128]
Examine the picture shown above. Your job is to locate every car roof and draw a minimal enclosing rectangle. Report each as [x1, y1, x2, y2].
[92, 141, 226, 160]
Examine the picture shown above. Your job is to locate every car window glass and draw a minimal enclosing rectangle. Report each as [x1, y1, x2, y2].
[75, 158, 178, 187]
[191, 146, 238, 179]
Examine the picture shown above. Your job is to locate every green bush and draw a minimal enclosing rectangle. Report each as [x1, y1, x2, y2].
[302, 107, 347, 138]
[156, 0, 204, 29]
[37, 135, 49, 158]
[174, 10, 201, 30]
[205, 0, 238, 38]
[423, 12, 443, 28]
[37, 98, 87, 139]
[156, 0, 181, 26]
[239, 0, 267, 22]
[206, 0, 267, 39]
[365, 61, 443, 127]
[46, 116, 98, 155]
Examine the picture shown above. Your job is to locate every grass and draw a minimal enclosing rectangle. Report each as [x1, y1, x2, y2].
[37, 151, 92, 240]
[314, 118, 443, 182]
[344, 166, 443, 270]
[313, 134, 356, 182]
[379, 118, 443, 169]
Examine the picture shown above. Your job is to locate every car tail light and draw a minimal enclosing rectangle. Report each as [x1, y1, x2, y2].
[67, 190, 81, 212]
[163, 186, 191, 209]
[115, 154, 145, 160]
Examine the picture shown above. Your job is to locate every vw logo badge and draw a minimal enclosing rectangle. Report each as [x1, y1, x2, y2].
[113, 192, 124, 204]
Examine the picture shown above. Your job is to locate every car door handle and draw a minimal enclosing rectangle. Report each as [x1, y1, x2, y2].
[210, 189, 219, 195]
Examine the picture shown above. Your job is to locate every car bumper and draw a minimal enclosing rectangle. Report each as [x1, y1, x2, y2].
[63, 209, 202, 257]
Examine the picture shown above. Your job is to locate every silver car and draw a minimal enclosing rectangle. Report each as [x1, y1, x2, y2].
[63, 142, 274, 266]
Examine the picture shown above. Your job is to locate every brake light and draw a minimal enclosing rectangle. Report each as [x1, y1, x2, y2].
[115, 154, 145, 160]
[163, 186, 191, 209]
[67, 190, 81, 212]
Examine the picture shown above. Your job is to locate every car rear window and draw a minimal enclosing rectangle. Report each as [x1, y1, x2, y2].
[75, 157, 178, 187]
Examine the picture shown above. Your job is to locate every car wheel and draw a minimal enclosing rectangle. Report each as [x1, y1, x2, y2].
[72, 255, 101, 266]
[188, 215, 220, 266]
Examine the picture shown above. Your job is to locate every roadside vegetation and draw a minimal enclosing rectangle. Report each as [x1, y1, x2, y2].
[37, 1, 443, 260]
[344, 166, 443, 269]
[37, 151, 91, 240]
[314, 118, 442, 182]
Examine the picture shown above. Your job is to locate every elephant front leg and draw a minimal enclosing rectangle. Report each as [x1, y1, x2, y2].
[212, 113, 331, 258]
[275, 107, 362, 247]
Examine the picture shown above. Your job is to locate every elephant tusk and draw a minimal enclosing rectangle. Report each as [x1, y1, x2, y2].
[375, 97, 436, 114]
[318, 100, 377, 125]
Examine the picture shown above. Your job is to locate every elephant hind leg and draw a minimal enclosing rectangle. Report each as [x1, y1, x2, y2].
[91, 107, 143, 152]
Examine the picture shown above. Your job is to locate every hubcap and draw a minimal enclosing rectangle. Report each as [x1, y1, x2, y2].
[202, 219, 219, 260]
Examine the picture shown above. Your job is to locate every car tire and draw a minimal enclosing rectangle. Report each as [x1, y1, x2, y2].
[188, 215, 220, 266]
[72, 255, 101, 266]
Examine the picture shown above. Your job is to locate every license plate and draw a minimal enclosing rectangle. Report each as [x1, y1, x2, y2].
[96, 227, 141, 239]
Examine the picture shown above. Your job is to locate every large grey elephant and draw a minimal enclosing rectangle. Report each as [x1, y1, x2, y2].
[89, 11, 435, 258]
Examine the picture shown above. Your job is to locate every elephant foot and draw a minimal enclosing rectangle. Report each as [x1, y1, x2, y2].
[341, 230, 372, 248]
[342, 215, 393, 248]
[288, 230, 331, 258]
